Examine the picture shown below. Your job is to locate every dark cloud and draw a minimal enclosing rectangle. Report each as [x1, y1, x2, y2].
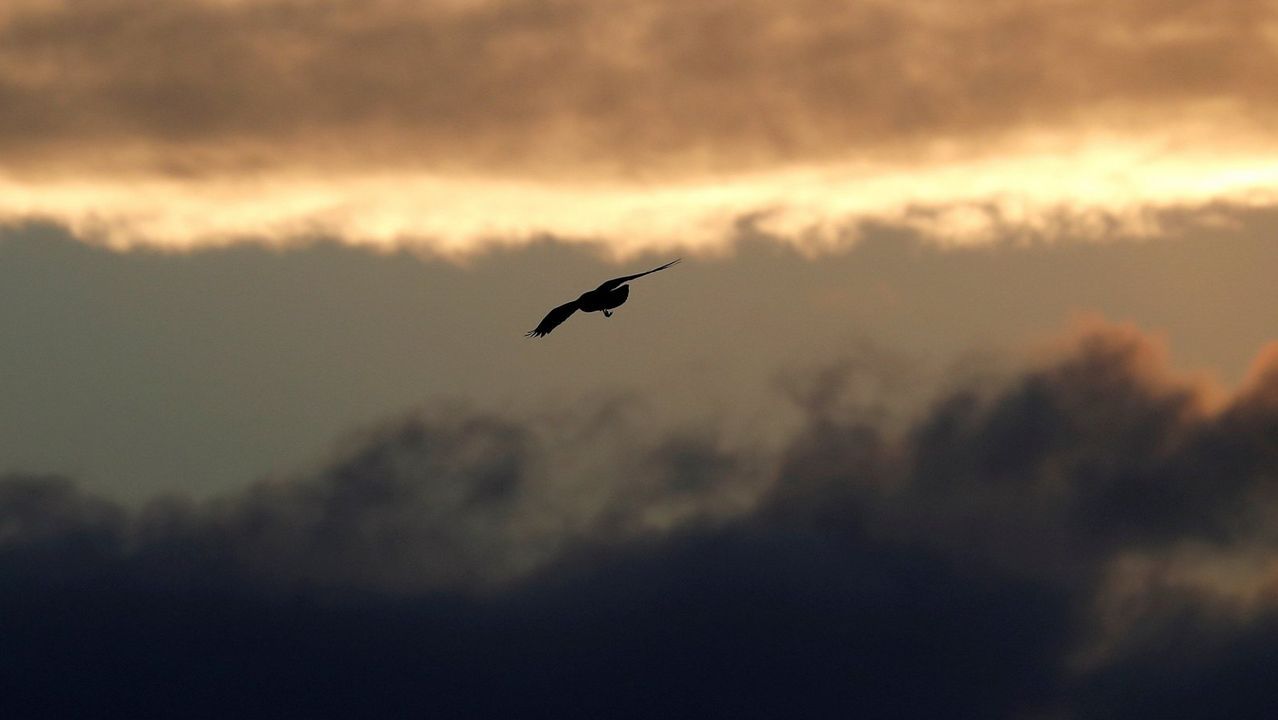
[1075, 610, 1278, 718]
[3, 0, 1277, 178]
[5, 322, 1278, 717]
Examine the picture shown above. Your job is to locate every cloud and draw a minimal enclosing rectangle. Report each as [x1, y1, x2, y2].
[63, 404, 761, 594]
[4, 0, 1278, 178]
[5, 320, 1278, 716]
[4, 0, 1278, 251]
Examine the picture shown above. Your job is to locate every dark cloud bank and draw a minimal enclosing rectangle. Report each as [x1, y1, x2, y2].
[5, 323, 1278, 718]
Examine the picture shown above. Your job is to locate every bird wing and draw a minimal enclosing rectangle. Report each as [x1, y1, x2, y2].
[593, 258, 681, 293]
[525, 300, 580, 337]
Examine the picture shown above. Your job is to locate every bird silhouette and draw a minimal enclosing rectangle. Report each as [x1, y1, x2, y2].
[526, 259, 681, 337]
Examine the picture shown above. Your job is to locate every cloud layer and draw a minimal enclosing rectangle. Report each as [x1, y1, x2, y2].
[5, 0, 1278, 177]
[4, 0, 1278, 250]
[6, 321, 1278, 717]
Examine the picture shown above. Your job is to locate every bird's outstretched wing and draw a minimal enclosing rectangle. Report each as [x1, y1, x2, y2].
[526, 300, 580, 337]
[594, 258, 681, 293]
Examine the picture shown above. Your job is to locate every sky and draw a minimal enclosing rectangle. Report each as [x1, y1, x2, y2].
[5, 1, 1278, 717]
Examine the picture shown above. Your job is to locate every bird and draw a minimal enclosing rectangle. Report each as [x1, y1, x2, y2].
[525, 259, 681, 337]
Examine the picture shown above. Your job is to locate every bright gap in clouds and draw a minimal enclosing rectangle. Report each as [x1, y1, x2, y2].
[5, 127, 1278, 257]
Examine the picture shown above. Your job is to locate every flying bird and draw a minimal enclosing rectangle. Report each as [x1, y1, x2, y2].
[526, 259, 681, 337]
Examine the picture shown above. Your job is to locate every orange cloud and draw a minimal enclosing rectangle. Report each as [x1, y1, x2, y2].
[4, 0, 1278, 252]
[5, 0, 1278, 178]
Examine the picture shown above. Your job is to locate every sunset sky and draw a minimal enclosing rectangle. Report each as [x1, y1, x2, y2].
[6, 1, 1278, 717]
